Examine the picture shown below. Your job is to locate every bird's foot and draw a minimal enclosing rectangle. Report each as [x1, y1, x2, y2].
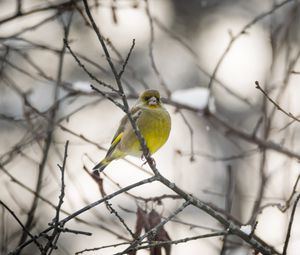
[141, 153, 156, 167]
[92, 169, 100, 178]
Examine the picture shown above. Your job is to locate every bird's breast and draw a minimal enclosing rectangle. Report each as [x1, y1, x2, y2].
[119, 107, 171, 157]
[138, 108, 171, 154]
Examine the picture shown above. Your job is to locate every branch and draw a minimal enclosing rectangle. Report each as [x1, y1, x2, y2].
[116, 200, 191, 255]
[0, 200, 43, 252]
[282, 194, 300, 255]
[9, 176, 157, 254]
[0, 0, 78, 25]
[76, 230, 228, 254]
[42, 140, 69, 255]
[91, 173, 135, 238]
[209, 112, 300, 161]
[118, 39, 136, 78]
[255, 80, 300, 124]
[64, 39, 119, 93]
[281, 173, 300, 212]
[144, 0, 170, 96]
[207, 0, 294, 91]
[154, 172, 277, 255]
[18, 13, 73, 246]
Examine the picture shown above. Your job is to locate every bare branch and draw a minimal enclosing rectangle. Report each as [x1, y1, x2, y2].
[255, 80, 300, 124]
[42, 140, 69, 255]
[118, 39, 136, 78]
[282, 194, 300, 255]
[0, 200, 43, 252]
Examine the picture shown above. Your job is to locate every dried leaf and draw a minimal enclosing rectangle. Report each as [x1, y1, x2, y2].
[147, 209, 171, 255]
[131, 208, 172, 255]
[134, 207, 146, 238]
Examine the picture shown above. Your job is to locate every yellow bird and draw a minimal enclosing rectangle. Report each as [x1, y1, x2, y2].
[93, 89, 171, 174]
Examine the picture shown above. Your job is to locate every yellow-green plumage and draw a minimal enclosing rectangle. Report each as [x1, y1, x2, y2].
[93, 89, 171, 174]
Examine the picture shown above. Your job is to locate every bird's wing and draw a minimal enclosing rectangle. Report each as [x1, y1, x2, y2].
[106, 106, 141, 157]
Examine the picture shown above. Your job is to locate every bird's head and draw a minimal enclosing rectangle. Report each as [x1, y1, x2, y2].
[138, 89, 161, 108]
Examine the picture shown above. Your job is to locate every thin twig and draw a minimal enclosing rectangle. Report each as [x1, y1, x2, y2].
[220, 165, 234, 255]
[177, 111, 195, 161]
[0, 201, 43, 252]
[282, 194, 300, 255]
[64, 39, 119, 93]
[255, 80, 300, 124]
[282, 173, 300, 212]
[92, 174, 135, 238]
[118, 39, 135, 78]
[43, 140, 69, 255]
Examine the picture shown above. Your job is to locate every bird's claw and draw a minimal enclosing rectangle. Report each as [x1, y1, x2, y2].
[92, 169, 100, 178]
[141, 153, 156, 167]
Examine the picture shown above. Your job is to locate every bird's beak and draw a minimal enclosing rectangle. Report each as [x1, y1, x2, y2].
[148, 96, 158, 105]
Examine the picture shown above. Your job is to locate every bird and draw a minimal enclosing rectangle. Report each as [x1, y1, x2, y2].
[93, 89, 171, 175]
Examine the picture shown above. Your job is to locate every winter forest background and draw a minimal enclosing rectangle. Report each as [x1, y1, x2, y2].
[1, 0, 300, 254]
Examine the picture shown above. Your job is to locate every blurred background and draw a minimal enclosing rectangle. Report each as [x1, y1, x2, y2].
[1, 0, 300, 254]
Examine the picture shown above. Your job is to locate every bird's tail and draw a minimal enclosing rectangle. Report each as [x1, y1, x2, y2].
[92, 159, 110, 176]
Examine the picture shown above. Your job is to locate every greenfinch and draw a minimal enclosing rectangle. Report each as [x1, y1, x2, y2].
[93, 89, 171, 174]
